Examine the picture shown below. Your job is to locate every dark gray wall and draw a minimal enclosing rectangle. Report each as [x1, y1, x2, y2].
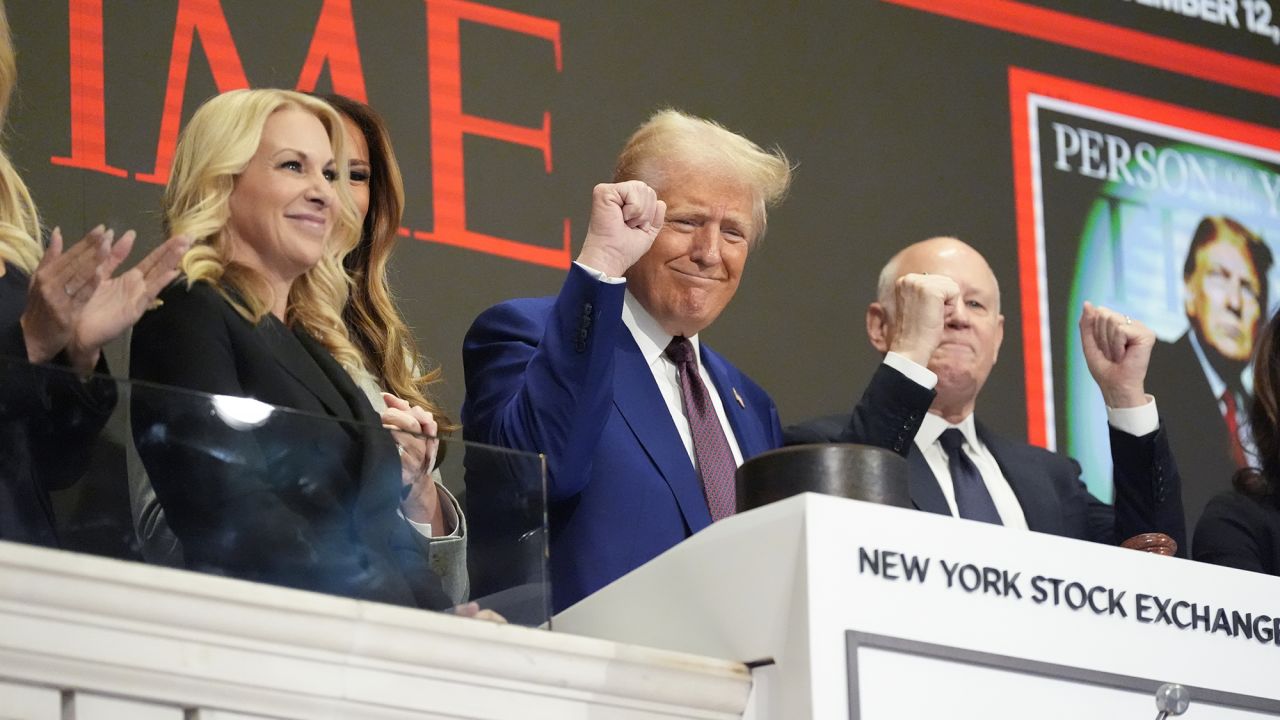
[7, 0, 1279, 448]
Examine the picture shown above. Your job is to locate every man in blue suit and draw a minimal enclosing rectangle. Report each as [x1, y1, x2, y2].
[462, 110, 792, 611]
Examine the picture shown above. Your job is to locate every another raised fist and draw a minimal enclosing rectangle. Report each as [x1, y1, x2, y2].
[1079, 301, 1155, 409]
[888, 272, 961, 367]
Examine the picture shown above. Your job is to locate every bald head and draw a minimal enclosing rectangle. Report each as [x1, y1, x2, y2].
[877, 237, 1001, 317]
[869, 236, 1005, 420]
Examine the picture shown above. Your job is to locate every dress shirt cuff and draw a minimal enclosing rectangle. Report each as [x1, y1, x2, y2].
[573, 260, 627, 284]
[1106, 395, 1158, 437]
[401, 471, 463, 540]
[883, 351, 938, 390]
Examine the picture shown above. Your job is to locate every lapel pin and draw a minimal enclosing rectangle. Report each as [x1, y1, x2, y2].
[733, 387, 745, 408]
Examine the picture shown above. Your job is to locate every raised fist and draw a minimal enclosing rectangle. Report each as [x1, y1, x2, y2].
[575, 181, 666, 278]
[887, 272, 961, 366]
[1079, 301, 1154, 409]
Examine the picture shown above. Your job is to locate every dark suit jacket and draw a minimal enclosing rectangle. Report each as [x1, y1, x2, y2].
[1146, 333, 1243, 540]
[462, 265, 783, 611]
[129, 280, 450, 609]
[0, 263, 115, 547]
[1193, 489, 1280, 577]
[786, 363, 1187, 551]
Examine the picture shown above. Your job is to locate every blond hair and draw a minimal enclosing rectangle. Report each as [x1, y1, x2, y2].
[164, 88, 365, 371]
[613, 109, 793, 243]
[0, 2, 42, 275]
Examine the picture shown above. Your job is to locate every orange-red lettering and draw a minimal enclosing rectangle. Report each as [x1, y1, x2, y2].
[50, 0, 127, 177]
[295, 0, 367, 102]
[135, 0, 248, 185]
[418, 0, 567, 268]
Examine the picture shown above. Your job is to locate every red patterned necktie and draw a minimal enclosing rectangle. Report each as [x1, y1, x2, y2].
[665, 336, 736, 521]
[1221, 390, 1248, 468]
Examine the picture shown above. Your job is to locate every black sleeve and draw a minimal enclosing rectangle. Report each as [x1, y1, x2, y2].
[0, 266, 116, 494]
[785, 362, 934, 457]
[1193, 491, 1279, 575]
[1104, 423, 1187, 555]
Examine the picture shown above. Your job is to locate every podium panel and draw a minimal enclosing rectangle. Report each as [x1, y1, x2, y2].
[555, 494, 1280, 719]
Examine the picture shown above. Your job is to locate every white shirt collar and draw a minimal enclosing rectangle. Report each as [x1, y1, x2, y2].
[622, 290, 701, 368]
[917, 410, 980, 450]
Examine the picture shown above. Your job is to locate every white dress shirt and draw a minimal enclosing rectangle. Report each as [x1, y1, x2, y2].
[883, 351, 1160, 527]
[573, 261, 745, 468]
[620, 291, 745, 467]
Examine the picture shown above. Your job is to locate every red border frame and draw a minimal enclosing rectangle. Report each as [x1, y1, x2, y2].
[1008, 68, 1280, 446]
[885, 0, 1280, 99]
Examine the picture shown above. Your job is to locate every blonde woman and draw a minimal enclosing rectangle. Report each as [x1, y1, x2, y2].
[128, 88, 450, 609]
[0, 0, 185, 547]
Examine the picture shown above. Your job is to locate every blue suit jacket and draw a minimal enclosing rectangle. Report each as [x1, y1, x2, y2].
[462, 265, 782, 611]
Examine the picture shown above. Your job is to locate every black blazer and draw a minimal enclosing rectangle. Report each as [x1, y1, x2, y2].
[0, 264, 115, 547]
[1193, 489, 1280, 576]
[129, 280, 449, 609]
[785, 363, 1187, 552]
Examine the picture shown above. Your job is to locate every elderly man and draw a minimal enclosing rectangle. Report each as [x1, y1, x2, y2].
[788, 237, 1185, 550]
[1149, 216, 1272, 533]
[462, 110, 792, 611]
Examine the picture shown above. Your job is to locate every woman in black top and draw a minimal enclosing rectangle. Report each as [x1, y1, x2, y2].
[0, 3, 184, 547]
[1193, 308, 1280, 576]
[129, 88, 450, 609]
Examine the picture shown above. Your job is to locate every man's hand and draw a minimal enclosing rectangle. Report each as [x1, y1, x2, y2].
[575, 181, 666, 278]
[1079, 301, 1154, 409]
[887, 273, 960, 366]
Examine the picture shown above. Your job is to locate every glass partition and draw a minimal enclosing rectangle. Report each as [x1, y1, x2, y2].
[0, 356, 548, 626]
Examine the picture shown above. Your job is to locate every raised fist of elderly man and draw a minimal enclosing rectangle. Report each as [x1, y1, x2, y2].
[1079, 301, 1155, 409]
[887, 272, 961, 367]
[575, 181, 667, 279]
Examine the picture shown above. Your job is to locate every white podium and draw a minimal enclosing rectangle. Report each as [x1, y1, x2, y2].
[555, 493, 1280, 719]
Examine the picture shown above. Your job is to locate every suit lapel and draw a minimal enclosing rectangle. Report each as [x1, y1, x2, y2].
[907, 446, 952, 516]
[294, 327, 404, 532]
[257, 319, 351, 421]
[701, 346, 765, 458]
[611, 332, 712, 533]
[977, 422, 1060, 533]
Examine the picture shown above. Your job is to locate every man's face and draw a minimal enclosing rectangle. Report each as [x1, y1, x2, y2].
[889, 242, 1005, 407]
[1185, 235, 1263, 362]
[624, 167, 755, 337]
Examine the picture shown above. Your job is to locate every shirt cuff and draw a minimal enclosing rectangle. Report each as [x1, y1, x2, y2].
[1107, 395, 1158, 437]
[573, 260, 627, 284]
[401, 473, 463, 540]
[883, 351, 938, 390]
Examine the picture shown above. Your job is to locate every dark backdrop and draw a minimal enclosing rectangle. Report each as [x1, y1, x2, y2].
[6, 0, 1279, 499]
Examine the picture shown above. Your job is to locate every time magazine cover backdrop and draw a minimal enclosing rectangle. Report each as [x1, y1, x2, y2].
[4, 0, 1278, 550]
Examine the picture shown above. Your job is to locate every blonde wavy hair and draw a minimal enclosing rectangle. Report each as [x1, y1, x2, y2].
[321, 94, 453, 429]
[0, 2, 43, 275]
[163, 88, 365, 372]
[613, 109, 793, 245]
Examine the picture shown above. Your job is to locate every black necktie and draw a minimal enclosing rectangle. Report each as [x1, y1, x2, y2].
[938, 428, 1002, 525]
